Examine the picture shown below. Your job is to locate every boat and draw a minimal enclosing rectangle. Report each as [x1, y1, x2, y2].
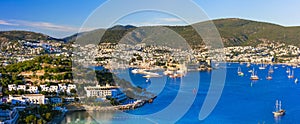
[288, 70, 294, 79]
[268, 66, 274, 73]
[246, 62, 251, 67]
[248, 70, 253, 73]
[250, 68, 259, 80]
[237, 67, 244, 76]
[274, 66, 278, 69]
[295, 78, 298, 84]
[131, 69, 138, 74]
[286, 68, 290, 73]
[259, 63, 266, 70]
[273, 100, 285, 117]
[266, 72, 272, 80]
[163, 70, 173, 75]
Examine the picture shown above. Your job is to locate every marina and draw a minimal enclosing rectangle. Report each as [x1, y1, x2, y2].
[62, 63, 300, 123]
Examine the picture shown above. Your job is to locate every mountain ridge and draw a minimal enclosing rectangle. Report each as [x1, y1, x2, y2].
[1, 18, 300, 47]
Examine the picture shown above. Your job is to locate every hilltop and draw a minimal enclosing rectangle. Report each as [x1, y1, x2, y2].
[66, 18, 300, 47]
[0, 30, 64, 46]
[1, 18, 300, 47]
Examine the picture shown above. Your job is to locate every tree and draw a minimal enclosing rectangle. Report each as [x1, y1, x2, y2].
[25, 115, 37, 123]
[70, 89, 77, 94]
[17, 89, 25, 95]
[44, 112, 52, 121]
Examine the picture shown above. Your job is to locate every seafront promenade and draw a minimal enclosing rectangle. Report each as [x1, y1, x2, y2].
[66, 100, 148, 112]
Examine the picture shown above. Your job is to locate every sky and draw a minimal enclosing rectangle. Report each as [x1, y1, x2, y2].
[0, 0, 300, 38]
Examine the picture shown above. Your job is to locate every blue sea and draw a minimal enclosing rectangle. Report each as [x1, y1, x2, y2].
[62, 63, 300, 124]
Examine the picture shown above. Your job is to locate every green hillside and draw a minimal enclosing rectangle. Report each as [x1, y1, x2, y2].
[2, 18, 300, 48]
[68, 18, 300, 47]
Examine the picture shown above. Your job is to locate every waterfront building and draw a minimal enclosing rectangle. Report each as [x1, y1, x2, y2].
[8, 94, 46, 105]
[84, 84, 127, 101]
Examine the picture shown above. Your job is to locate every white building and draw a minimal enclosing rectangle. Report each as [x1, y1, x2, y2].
[27, 86, 39, 93]
[58, 84, 67, 92]
[16, 85, 26, 91]
[49, 85, 58, 92]
[84, 84, 127, 101]
[67, 84, 76, 94]
[8, 84, 16, 91]
[9, 94, 46, 105]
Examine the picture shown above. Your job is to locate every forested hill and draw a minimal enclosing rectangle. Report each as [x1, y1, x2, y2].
[2, 18, 300, 47]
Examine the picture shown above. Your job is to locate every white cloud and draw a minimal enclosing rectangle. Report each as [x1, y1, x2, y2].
[16, 20, 79, 32]
[0, 20, 18, 26]
[157, 18, 183, 23]
[1, 19, 96, 32]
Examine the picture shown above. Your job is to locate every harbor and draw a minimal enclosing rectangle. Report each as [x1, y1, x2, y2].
[63, 63, 300, 123]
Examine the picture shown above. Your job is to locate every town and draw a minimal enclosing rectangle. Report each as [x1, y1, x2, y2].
[1, 38, 300, 123]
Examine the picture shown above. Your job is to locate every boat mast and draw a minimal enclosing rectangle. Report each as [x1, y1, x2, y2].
[276, 100, 279, 111]
[279, 101, 282, 110]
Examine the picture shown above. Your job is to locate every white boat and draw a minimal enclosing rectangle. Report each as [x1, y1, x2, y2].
[250, 68, 259, 80]
[237, 67, 244, 76]
[266, 72, 272, 80]
[259, 63, 266, 70]
[288, 70, 294, 79]
[295, 78, 298, 84]
[131, 69, 138, 74]
[273, 100, 285, 117]
[286, 68, 290, 73]
[246, 62, 251, 67]
[268, 66, 274, 73]
[163, 70, 173, 75]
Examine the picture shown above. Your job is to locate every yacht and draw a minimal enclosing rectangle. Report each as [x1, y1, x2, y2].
[268, 66, 274, 73]
[131, 69, 138, 74]
[237, 67, 244, 76]
[246, 62, 251, 67]
[259, 63, 266, 70]
[250, 68, 259, 80]
[286, 68, 290, 73]
[266, 72, 272, 80]
[288, 70, 294, 79]
[273, 100, 285, 117]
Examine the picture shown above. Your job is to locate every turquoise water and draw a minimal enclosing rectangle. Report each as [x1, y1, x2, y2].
[62, 63, 300, 124]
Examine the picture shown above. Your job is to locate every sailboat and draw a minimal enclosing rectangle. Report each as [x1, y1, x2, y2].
[266, 72, 272, 80]
[250, 68, 259, 80]
[288, 70, 294, 79]
[237, 67, 244, 76]
[286, 68, 290, 73]
[259, 63, 266, 70]
[246, 62, 251, 67]
[268, 66, 274, 73]
[273, 100, 285, 117]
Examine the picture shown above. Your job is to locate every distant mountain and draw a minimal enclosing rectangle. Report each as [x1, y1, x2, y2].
[65, 18, 300, 47]
[2, 18, 300, 48]
[0, 30, 63, 42]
